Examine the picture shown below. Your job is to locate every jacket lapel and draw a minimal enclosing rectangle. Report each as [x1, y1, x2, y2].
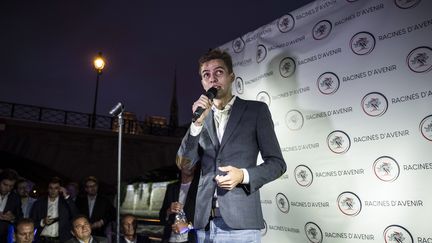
[204, 110, 219, 149]
[220, 98, 246, 150]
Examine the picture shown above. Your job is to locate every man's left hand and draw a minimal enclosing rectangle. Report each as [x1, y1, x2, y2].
[215, 166, 244, 190]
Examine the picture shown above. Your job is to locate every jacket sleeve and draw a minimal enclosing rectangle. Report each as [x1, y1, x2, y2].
[246, 103, 287, 193]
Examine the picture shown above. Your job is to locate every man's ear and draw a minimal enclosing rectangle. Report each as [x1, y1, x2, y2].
[230, 73, 235, 82]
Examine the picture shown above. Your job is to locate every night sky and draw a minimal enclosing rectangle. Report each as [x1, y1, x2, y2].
[0, 0, 314, 125]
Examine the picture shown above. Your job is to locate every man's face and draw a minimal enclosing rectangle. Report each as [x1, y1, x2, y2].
[122, 216, 135, 237]
[15, 223, 34, 243]
[85, 181, 98, 196]
[72, 217, 92, 241]
[0, 179, 16, 196]
[200, 59, 234, 100]
[17, 182, 30, 198]
[47, 182, 60, 199]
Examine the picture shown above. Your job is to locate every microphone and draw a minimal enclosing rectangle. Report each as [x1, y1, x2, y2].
[192, 87, 218, 122]
[109, 102, 124, 117]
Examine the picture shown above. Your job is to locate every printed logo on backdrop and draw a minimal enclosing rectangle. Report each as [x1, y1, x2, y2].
[232, 37, 245, 53]
[395, 0, 421, 9]
[285, 110, 304, 131]
[235, 77, 244, 94]
[277, 14, 295, 33]
[313, 20, 332, 40]
[350, 31, 376, 55]
[256, 91, 271, 107]
[383, 225, 413, 243]
[275, 193, 290, 213]
[256, 44, 267, 63]
[361, 92, 388, 117]
[406, 46, 432, 73]
[294, 165, 313, 187]
[373, 156, 400, 182]
[304, 222, 323, 243]
[279, 57, 296, 78]
[337, 191, 362, 216]
[327, 130, 351, 154]
[317, 72, 340, 95]
[419, 115, 432, 141]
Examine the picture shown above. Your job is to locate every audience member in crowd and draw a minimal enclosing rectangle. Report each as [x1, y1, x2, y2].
[76, 176, 114, 238]
[159, 164, 199, 243]
[30, 177, 77, 243]
[16, 179, 37, 218]
[13, 218, 34, 243]
[0, 169, 22, 243]
[65, 215, 107, 243]
[66, 182, 79, 202]
[120, 214, 150, 243]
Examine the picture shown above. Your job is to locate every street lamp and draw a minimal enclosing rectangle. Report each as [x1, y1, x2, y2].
[91, 52, 105, 128]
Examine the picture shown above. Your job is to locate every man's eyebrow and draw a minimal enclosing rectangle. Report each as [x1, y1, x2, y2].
[201, 66, 225, 74]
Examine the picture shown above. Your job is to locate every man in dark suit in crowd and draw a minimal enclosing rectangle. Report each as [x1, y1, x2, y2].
[75, 176, 114, 238]
[0, 169, 22, 243]
[159, 164, 199, 243]
[30, 177, 77, 243]
[65, 215, 107, 243]
[177, 49, 286, 242]
[120, 214, 150, 243]
[13, 218, 34, 243]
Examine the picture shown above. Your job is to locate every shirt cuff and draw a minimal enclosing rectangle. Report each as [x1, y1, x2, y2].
[241, 168, 249, 184]
[190, 122, 203, 136]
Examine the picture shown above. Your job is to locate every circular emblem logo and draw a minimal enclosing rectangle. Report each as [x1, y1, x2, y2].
[256, 91, 271, 107]
[406, 46, 432, 73]
[312, 20, 332, 40]
[327, 130, 351, 154]
[277, 14, 295, 33]
[261, 219, 268, 236]
[294, 165, 313, 187]
[304, 222, 323, 243]
[317, 72, 340, 95]
[419, 114, 432, 141]
[275, 193, 290, 214]
[257, 44, 267, 63]
[373, 156, 400, 182]
[383, 225, 414, 243]
[235, 77, 244, 94]
[232, 37, 245, 53]
[279, 57, 296, 78]
[337, 191, 362, 216]
[395, 0, 421, 9]
[361, 92, 388, 117]
[350, 31, 376, 55]
[285, 109, 304, 131]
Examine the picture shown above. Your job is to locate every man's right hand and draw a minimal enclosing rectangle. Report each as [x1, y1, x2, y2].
[43, 216, 55, 225]
[192, 94, 212, 125]
[167, 202, 183, 215]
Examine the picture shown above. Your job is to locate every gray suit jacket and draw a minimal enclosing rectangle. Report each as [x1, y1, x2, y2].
[177, 98, 286, 230]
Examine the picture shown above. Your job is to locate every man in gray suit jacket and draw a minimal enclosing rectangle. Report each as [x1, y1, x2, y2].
[177, 49, 286, 243]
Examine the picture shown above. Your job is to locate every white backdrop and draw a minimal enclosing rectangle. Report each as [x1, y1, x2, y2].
[218, 0, 432, 242]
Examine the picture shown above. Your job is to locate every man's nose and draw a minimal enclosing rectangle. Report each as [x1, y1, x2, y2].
[209, 73, 218, 83]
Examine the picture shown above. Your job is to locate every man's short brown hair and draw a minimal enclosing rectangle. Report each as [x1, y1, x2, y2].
[198, 49, 233, 75]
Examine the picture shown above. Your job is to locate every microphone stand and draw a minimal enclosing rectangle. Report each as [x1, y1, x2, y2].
[109, 102, 124, 243]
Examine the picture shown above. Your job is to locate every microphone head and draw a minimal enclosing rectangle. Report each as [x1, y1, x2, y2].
[206, 87, 218, 100]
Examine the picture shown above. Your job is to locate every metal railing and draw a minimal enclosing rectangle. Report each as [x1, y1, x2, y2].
[0, 101, 186, 136]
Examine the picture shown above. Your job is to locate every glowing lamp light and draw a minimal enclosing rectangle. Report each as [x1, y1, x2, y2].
[93, 53, 105, 73]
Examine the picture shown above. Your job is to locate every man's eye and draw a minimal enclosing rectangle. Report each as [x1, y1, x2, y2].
[203, 73, 210, 79]
[215, 70, 223, 76]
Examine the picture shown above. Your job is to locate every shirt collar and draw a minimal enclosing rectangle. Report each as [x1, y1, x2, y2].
[211, 96, 236, 113]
